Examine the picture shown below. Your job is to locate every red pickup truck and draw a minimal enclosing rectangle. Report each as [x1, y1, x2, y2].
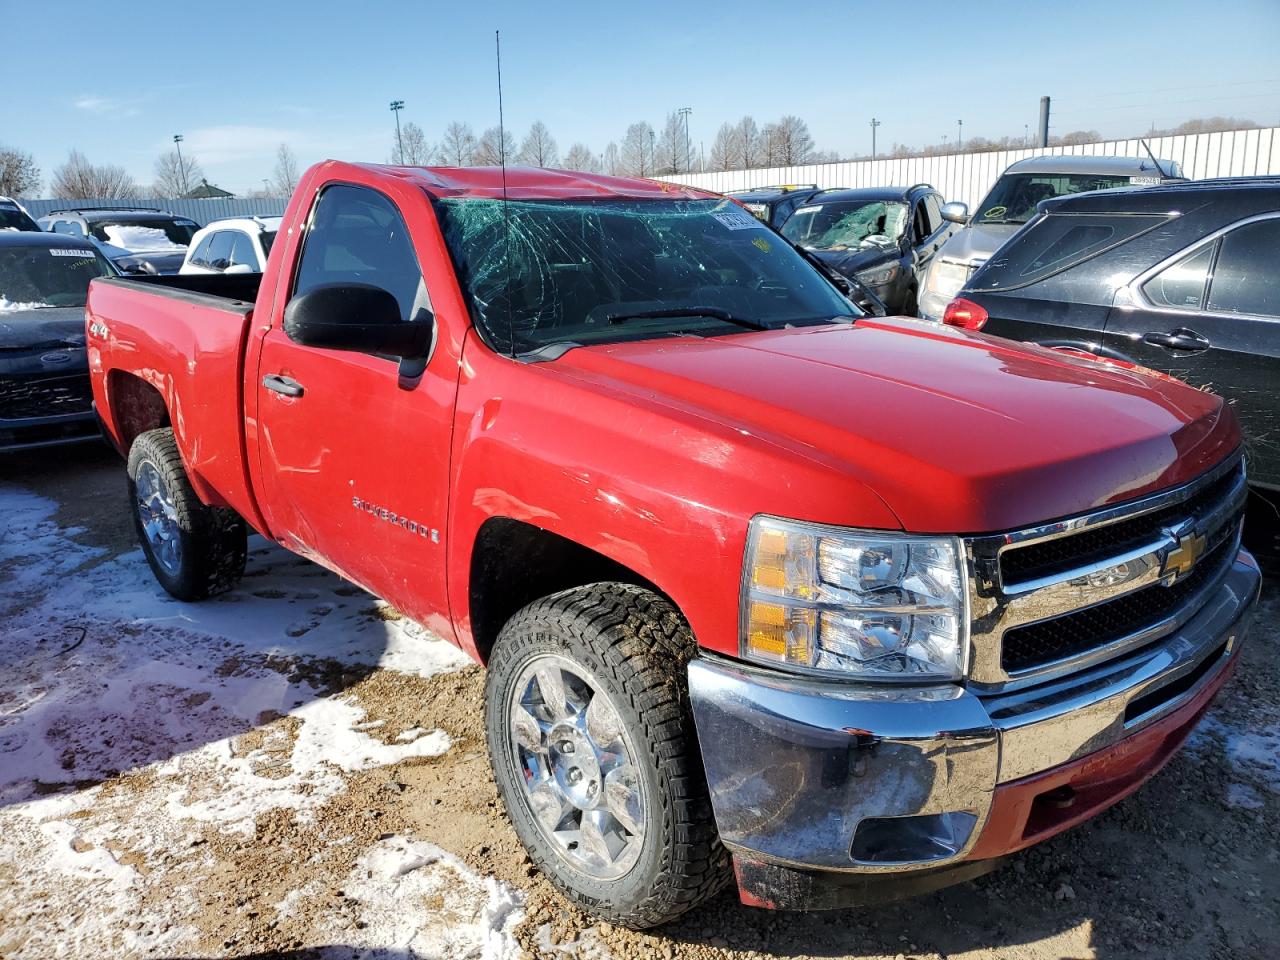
[87, 161, 1260, 928]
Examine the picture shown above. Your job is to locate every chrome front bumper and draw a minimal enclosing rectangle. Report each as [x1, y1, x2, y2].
[688, 550, 1260, 878]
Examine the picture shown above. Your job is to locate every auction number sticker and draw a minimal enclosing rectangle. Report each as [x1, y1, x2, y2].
[49, 248, 89, 257]
[712, 209, 765, 230]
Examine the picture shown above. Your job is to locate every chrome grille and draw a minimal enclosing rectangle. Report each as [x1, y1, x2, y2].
[965, 454, 1246, 689]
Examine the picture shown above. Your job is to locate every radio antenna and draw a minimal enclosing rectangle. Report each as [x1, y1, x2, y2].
[495, 29, 516, 357]
[1139, 138, 1170, 180]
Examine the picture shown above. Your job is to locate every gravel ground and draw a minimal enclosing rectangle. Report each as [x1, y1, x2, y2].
[0, 444, 1276, 960]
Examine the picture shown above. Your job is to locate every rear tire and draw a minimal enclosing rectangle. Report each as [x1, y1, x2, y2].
[485, 582, 729, 928]
[127, 428, 247, 601]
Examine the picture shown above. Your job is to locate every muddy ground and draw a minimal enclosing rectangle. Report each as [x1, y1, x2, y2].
[0, 444, 1276, 960]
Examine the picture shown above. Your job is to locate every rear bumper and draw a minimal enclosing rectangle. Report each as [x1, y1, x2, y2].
[688, 550, 1260, 910]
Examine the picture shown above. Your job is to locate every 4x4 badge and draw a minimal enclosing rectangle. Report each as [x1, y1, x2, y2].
[1161, 529, 1207, 582]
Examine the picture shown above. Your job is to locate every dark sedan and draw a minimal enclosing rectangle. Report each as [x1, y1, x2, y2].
[0, 232, 117, 451]
[780, 184, 955, 314]
[943, 176, 1280, 491]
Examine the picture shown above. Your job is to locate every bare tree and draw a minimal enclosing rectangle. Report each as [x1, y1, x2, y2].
[271, 143, 300, 198]
[51, 150, 138, 199]
[440, 122, 477, 166]
[655, 112, 690, 176]
[0, 146, 40, 197]
[473, 126, 516, 166]
[770, 115, 813, 165]
[733, 116, 762, 169]
[708, 123, 737, 171]
[603, 142, 620, 175]
[517, 121, 559, 167]
[562, 143, 598, 172]
[620, 122, 656, 176]
[153, 149, 204, 196]
[392, 122, 434, 165]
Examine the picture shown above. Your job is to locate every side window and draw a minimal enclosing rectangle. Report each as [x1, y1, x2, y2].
[292, 183, 426, 321]
[189, 235, 214, 267]
[913, 202, 930, 243]
[54, 220, 85, 236]
[1143, 243, 1215, 310]
[229, 231, 257, 269]
[925, 195, 944, 234]
[206, 231, 234, 269]
[1206, 218, 1280, 318]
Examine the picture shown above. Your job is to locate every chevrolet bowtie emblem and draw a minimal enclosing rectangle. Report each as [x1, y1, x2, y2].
[1162, 529, 1208, 582]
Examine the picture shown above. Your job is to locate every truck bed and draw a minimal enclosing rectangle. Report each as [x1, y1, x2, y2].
[87, 274, 267, 532]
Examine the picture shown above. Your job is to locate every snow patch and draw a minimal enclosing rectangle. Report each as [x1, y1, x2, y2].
[0, 296, 50, 311]
[100, 224, 186, 252]
[1189, 713, 1280, 795]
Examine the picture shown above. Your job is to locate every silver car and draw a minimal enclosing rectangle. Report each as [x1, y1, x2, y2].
[917, 154, 1182, 320]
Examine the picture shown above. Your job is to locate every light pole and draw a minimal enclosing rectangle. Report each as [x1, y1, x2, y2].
[678, 106, 692, 173]
[1024, 124, 1030, 148]
[648, 128, 656, 175]
[262, 178, 270, 195]
[173, 134, 187, 194]
[390, 100, 405, 161]
[956, 119, 963, 152]
[869, 118, 881, 161]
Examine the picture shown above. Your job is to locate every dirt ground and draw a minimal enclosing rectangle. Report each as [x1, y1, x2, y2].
[0, 444, 1276, 960]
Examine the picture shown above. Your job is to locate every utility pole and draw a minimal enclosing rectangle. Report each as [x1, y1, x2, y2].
[390, 100, 405, 161]
[173, 134, 187, 194]
[678, 106, 692, 174]
[1038, 96, 1051, 148]
[648, 128, 656, 176]
[1024, 124, 1030, 148]
[262, 178, 270, 195]
[956, 120, 963, 152]
[869, 118, 881, 161]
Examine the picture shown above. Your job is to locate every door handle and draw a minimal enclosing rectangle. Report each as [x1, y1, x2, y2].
[263, 373, 304, 398]
[1143, 328, 1211, 353]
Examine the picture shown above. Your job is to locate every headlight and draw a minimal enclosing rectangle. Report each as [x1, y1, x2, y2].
[855, 264, 899, 286]
[922, 259, 971, 299]
[741, 516, 968, 681]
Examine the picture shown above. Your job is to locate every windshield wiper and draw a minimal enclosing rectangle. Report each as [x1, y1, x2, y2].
[605, 307, 770, 331]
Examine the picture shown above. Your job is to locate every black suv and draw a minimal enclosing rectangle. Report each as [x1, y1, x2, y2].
[780, 184, 955, 314]
[946, 177, 1280, 490]
[1, 197, 40, 232]
[38, 206, 199, 275]
[726, 184, 823, 229]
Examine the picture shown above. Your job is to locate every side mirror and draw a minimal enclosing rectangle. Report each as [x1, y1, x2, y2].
[283, 283, 433, 360]
[940, 201, 969, 224]
[224, 263, 254, 275]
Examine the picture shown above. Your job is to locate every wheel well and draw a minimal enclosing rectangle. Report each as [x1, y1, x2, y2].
[107, 371, 170, 451]
[468, 517, 665, 664]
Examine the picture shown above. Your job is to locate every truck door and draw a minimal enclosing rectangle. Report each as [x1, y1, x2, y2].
[1102, 216, 1280, 487]
[253, 182, 458, 636]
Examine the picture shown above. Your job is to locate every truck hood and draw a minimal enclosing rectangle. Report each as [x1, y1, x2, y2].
[807, 246, 897, 278]
[936, 220, 1021, 264]
[555, 318, 1237, 533]
[0, 307, 86, 351]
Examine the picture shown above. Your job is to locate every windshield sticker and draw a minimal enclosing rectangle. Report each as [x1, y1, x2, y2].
[751, 236, 772, 253]
[982, 206, 1007, 220]
[795, 205, 822, 215]
[49, 248, 89, 257]
[1129, 175, 1161, 185]
[712, 209, 765, 231]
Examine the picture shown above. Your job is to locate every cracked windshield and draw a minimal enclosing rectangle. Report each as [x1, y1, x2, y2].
[435, 196, 857, 352]
[781, 199, 908, 252]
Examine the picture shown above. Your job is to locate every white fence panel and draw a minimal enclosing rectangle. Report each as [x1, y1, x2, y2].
[656, 127, 1280, 208]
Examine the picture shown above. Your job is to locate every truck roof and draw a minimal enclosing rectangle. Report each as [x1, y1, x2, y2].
[1004, 154, 1176, 177]
[348, 162, 717, 202]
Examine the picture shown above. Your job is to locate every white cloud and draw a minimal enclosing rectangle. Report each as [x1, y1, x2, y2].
[73, 95, 140, 118]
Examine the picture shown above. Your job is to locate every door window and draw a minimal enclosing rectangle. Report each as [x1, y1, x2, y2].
[229, 231, 258, 269]
[1143, 243, 1215, 310]
[924, 195, 943, 234]
[1206, 218, 1280, 318]
[292, 183, 426, 321]
[206, 231, 234, 270]
[189, 234, 215, 267]
[913, 202, 932, 244]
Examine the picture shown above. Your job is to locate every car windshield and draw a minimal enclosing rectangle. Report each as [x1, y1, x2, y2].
[0, 244, 114, 308]
[434, 196, 858, 353]
[0, 207, 38, 232]
[780, 200, 908, 252]
[90, 217, 198, 248]
[974, 173, 1137, 225]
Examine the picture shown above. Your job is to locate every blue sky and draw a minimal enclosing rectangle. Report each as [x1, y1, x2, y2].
[2, 0, 1278, 195]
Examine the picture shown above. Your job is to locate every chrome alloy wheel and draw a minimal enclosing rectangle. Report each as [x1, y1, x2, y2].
[509, 654, 647, 880]
[134, 460, 182, 576]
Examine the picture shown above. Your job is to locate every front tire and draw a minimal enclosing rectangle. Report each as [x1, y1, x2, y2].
[485, 583, 728, 928]
[127, 428, 247, 601]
